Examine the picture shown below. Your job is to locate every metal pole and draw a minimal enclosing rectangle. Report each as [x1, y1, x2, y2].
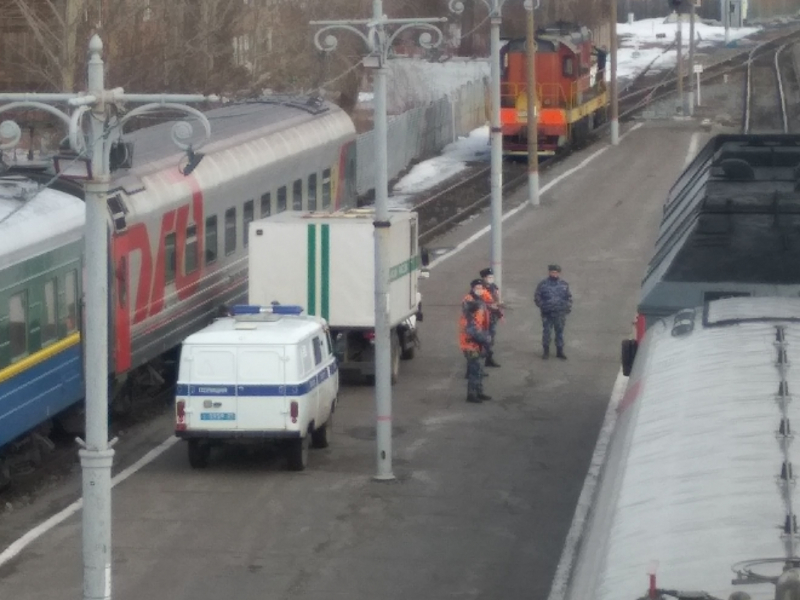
[676, 13, 684, 115]
[526, 0, 539, 206]
[80, 36, 114, 600]
[372, 0, 394, 481]
[312, 2, 446, 482]
[489, 7, 503, 287]
[610, 0, 619, 145]
[688, 0, 695, 114]
[724, 0, 730, 43]
[697, 69, 702, 106]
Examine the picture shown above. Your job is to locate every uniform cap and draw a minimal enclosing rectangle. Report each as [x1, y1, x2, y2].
[548, 264, 561, 272]
[480, 267, 493, 278]
[470, 278, 484, 288]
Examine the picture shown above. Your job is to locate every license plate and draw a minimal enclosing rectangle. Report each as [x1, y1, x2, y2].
[200, 412, 235, 421]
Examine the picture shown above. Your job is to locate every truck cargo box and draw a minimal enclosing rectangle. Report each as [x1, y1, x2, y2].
[248, 209, 420, 328]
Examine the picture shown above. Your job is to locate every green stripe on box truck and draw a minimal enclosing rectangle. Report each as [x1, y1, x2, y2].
[321, 224, 330, 320]
[307, 224, 316, 315]
[389, 255, 419, 282]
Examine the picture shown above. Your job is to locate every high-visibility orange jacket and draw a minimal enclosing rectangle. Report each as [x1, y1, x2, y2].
[460, 304, 490, 352]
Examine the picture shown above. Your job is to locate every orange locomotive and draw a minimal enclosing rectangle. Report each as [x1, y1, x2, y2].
[499, 23, 608, 157]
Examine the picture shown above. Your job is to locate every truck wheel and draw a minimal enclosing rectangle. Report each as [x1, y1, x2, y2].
[312, 413, 332, 449]
[287, 435, 310, 471]
[187, 440, 210, 469]
[399, 329, 416, 360]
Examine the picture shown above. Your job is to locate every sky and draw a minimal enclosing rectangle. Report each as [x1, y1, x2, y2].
[382, 16, 761, 207]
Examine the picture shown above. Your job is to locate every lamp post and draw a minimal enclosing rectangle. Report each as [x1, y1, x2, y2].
[311, 2, 446, 482]
[0, 35, 214, 600]
[525, 0, 539, 207]
[450, 0, 507, 288]
[610, 0, 619, 144]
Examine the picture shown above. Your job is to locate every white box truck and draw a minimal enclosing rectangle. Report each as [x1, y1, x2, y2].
[248, 208, 425, 383]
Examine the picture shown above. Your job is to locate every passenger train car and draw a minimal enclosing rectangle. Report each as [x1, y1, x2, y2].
[499, 23, 608, 157]
[0, 97, 357, 485]
[569, 296, 800, 600]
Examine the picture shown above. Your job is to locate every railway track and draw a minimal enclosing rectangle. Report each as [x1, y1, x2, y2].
[744, 40, 791, 133]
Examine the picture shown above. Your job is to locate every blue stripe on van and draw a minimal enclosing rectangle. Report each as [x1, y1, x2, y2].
[177, 361, 337, 398]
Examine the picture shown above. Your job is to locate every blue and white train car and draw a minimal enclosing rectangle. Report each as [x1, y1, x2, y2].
[568, 296, 800, 600]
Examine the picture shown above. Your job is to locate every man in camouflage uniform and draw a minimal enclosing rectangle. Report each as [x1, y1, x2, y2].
[460, 280, 492, 403]
[534, 264, 573, 360]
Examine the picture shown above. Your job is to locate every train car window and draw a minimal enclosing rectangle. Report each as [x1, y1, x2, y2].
[9, 291, 28, 361]
[322, 168, 332, 210]
[260, 193, 271, 218]
[277, 186, 287, 212]
[205, 216, 218, 264]
[165, 232, 177, 284]
[243, 200, 254, 247]
[562, 56, 574, 77]
[308, 174, 318, 212]
[225, 207, 237, 255]
[292, 179, 303, 211]
[185, 224, 198, 274]
[43, 278, 58, 345]
[64, 270, 78, 334]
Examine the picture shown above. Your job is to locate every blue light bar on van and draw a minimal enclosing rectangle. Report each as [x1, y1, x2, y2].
[230, 304, 304, 316]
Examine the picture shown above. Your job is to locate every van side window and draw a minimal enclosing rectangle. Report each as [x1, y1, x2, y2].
[300, 342, 312, 374]
[312, 336, 323, 366]
[325, 331, 333, 356]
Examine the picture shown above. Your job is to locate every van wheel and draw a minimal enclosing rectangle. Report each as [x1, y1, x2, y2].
[312, 414, 332, 449]
[287, 435, 310, 471]
[187, 440, 210, 469]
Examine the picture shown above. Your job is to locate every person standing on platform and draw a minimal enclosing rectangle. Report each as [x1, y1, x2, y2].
[479, 267, 503, 368]
[460, 280, 492, 403]
[534, 264, 572, 360]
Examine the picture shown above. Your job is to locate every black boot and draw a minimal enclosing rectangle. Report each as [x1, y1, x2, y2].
[477, 392, 492, 401]
[485, 354, 501, 368]
[542, 345, 550, 359]
[556, 347, 567, 360]
[466, 393, 482, 403]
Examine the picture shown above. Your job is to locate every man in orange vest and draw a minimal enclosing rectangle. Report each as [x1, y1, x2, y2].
[460, 279, 492, 403]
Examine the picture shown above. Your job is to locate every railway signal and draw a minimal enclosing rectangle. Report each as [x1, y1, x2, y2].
[0, 35, 215, 600]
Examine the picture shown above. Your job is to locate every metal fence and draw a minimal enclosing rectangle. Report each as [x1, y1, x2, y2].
[356, 77, 488, 198]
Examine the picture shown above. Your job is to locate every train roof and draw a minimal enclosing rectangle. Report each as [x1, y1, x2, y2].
[640, 134, 800, 313]
[0, 174, 84, 270]
[114, 96, 355, 182]
[569, 296, 800, 600]
[505, 23, 592, 53]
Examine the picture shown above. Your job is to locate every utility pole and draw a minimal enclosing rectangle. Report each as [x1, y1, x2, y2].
[450, 0, 508, 288]
[610, 0, 619, 145]
[723, 0, 730, 44]
[676, 11, 684, 115]
[688, 0, 696, 115]
[525, 0, 539, 206]
[0, 35, 214, 600]
[311, 2, 446, 482]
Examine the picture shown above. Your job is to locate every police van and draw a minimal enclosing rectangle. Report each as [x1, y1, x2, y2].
[174, 304, 338, 471]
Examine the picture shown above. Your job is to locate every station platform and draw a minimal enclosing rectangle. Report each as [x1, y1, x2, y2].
[0, 120, 709, 600]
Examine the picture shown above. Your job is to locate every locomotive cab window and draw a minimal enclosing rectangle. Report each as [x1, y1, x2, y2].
[243, 199, 254, 247]
[277, 186, 287, 213]
[562, 56, 575, 77]
[308, 174, 318, 212]
[9, 291, 28, 361]
[205, 216, 218, 265]
[322, 169, 332, 210]
[292, 179, 303, 211]
[225, 208, 237, 255]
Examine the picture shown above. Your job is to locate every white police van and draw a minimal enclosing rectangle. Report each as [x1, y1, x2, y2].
[174, 304, 338, 471]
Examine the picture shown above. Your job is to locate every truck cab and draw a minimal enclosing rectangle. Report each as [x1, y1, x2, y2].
[175, 304, 338, 471]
